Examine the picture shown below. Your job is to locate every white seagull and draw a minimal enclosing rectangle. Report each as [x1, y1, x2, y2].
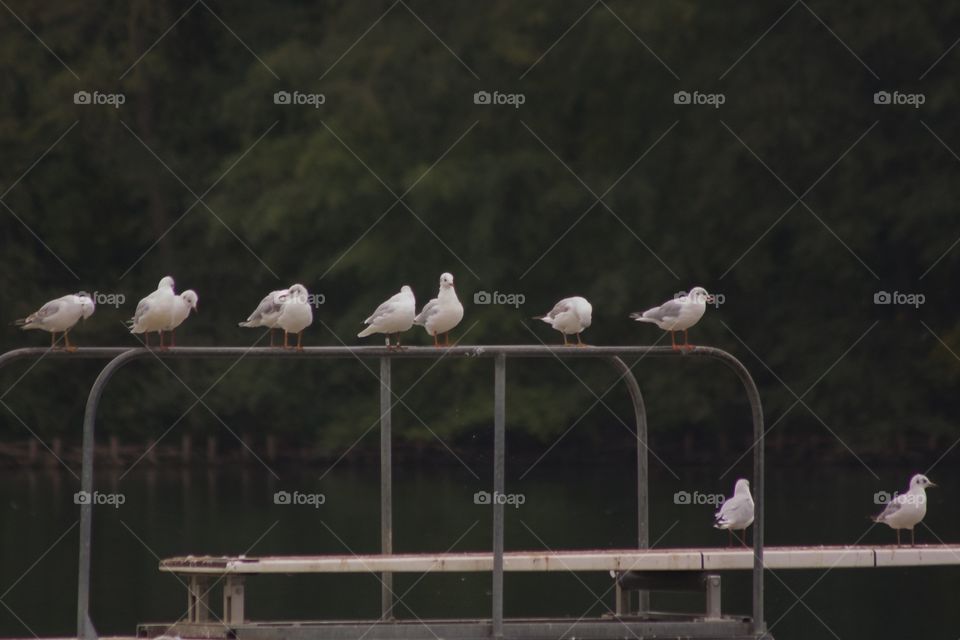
[536, 296, 592, 346]
[164, 290, 198, 347]
[414, 273, 464, 347]
[631, 286, 711, 351]
[872, 473, 936, 546]
[15, 292, 95, 350]
[358, 285, 416, 348]
[128, 276, 177, 348]
[714, 478, 755, 547]
[275, 284, 313, 350]
[239, 288, 289, 346]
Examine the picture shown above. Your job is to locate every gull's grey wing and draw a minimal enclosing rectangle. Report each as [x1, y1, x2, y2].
[133, 299, 151, 324]
[246, 292, 284, 323]
[643, 298, 684, 322]
[716, 495, 750, 522]
[414, 298, 440, 325]
[544, 299, 573, 319]
[364, 292, 405, 325]
[22, 299, 64, 325]
[875, 499, 902, 522]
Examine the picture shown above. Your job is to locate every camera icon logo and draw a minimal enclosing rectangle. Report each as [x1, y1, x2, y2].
[873, 91, 891, 105]
[74, 91, 91, 105]
[874, 491, 891, 505]
[274, 91, 292, 105]
[474, 90, 491, 105]
[474, 490, 491, 505]
[74, 491, 91, 504]
[474, 291, 492, 305]
[673, 90, 691, 105]
[274, 490, 292, 505]
[873, 291, 891, 305]
[673, 490, 691, 505]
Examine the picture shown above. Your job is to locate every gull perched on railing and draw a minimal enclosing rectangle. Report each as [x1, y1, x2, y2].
[714, 478, 754, 547]
[165, 290, 198, 347]
[872, 473, 936, 546]
[414, 272, 464, 347]
[239, 288, 289, 346]
[631, 286, 711, 351]
[276, 284, 313, 350]
[128, 276, 176, 349]
[14, 291, 95, 350]
[358, 285, 416, 349]
[535, 296, 592, 346]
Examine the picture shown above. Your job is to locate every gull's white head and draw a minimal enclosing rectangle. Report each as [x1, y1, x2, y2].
[181, 290, 199, 311]
[287, 284, 308, 304]
[158, 276, 175, 290]
[77, 292, 95, 319]
[734, 478, 751, 496]
[401, 285, 413, 295]
[909, 474, 936, 491]
[439, 272, 455, 289]
[688, 286, 711, 304]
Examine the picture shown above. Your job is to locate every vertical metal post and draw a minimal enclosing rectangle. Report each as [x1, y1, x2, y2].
[704, 575, 721, 620]
[380, 357, 393, 620]
[608, 357, 648, 614]
[77, 395, 95, 640]
[492, 354, 506, 639]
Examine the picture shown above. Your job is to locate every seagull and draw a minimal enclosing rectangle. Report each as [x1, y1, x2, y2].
[414, 273, 464, 347]
[14, 292, 95, 350]
[535, 296, 592, 346]
[164, 290, 198, 347]
[630, 286, 711, 351]
[128, 276, 176, 348]
[358, 285, 416, 349]
[872, 473, 936, 546]
[239, 288, 289, 347]
[275, 284, 313, 350]
[714, 478, 755, 547]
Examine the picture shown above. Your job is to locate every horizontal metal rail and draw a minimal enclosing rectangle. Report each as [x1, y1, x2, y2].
[15, 344, 762, 639]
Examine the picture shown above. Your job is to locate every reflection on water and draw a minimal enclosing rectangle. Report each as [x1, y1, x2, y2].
[0, 463, 957, 639]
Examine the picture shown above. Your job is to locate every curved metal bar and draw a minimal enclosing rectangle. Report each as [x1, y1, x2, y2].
[67, 344, 764, 637]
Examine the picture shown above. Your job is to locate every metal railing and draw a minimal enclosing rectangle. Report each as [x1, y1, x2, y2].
[0, 345, 764, 638]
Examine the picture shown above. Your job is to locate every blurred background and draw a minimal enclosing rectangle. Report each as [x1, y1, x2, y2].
[1, 1, 959, 638]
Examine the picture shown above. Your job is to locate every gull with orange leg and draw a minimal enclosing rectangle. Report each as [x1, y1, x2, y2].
[164, 290, 198, 347]
[535, 296, 592, 346]
[872, 473, 935, 546]
[128, 276, 177, 348]
[358, 285, 416, 349]
[276, 284, 313, 350]
[713, 478, 755, 547]
[239, 288, 289, 346]
[15, 292, 95, 351]
[630, 286, 711, 351]
[414, 272, 464, 347]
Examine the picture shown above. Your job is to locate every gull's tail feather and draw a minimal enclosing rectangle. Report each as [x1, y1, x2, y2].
[358, 325, 377, 338]
[239, 321, 254, 328]
[630, 312, 656, 323]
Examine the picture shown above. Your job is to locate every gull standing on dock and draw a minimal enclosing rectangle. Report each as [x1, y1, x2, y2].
[872, 473, 936, 546]
[164, 290, 198, 347]
[275, 284, 313, 350]
[414, 272, 464, 347]
[128, 276, 177, 348]
[630, 286, 711, 351]
[358, 285, 416, 349]
[535, 296, 592, 346]
[14, 292, 95, 350]
[713, 478, 754, 547]
[239, 288, 289, 346]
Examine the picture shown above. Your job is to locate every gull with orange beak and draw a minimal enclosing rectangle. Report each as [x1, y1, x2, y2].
[414, 272, 464, 347]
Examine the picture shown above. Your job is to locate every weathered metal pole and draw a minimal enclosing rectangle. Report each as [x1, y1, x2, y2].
[380, 357, 394, 620]
[492, 354, 506, 639]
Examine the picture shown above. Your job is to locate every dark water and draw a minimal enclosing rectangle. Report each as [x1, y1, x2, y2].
[0, 463, 957, 639]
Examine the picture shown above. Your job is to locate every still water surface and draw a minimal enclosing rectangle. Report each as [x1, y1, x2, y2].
[0, 463, 957, 639]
